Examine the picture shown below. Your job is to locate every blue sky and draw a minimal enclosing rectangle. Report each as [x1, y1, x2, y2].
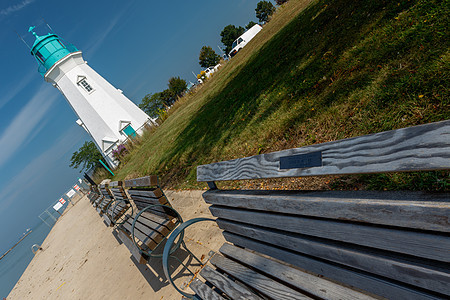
[0, 0, 264, 254]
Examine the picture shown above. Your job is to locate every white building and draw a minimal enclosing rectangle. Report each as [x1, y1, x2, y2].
[29, 26, 151, 167]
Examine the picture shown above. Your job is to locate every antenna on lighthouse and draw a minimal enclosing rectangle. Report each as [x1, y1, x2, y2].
[42, 18, 55, 34]
[14, 30, 31, 49]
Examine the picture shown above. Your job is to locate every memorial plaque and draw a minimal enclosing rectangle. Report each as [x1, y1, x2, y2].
[279, 151, 322, 169]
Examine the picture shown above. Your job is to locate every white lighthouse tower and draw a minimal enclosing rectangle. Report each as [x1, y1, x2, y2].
[28, 26, 151, 168]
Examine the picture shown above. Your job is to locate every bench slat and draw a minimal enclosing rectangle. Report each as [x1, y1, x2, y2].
[223, 232, 440, 300]
[108, 181, 122, 187]
[122, 218, 158, 250]
[135, 215, 171, 240]
[200, 265, 263, 300]
[211, 254, 313, 299]
[197, 120, 450, 181]
[104, 203, 130, 226]
[203, 190, 450, 232]
[130, 195, 168, 206]
[128, 188, 163, 199]
[140, 211, 175, 231]
[117, 227, 148, 264]
[209, 206, 450, 262]
[124, 175, 158, 188]
[190, 278, 226, 300]
[219, 243, 377, 300]
[217, 219, 450, 295]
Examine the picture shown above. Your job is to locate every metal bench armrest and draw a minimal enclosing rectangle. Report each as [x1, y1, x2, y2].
[162, 217, 214, 299]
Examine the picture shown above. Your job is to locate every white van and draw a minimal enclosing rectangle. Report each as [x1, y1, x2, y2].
[228, 24, 262, 58]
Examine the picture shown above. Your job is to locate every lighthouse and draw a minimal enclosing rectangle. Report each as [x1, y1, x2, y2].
[28, 26, 151, 168]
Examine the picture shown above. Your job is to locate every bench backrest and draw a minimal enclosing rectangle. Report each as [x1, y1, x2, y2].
[108, 181, 127, 203]
[197, 121, 450, 299]
[197, 120, 450, 182]
[98, 183, 113, 200]
[124, 176, 174, 218]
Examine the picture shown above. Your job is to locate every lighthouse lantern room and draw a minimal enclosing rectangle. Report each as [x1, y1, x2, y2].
[29, 26, 151, 168]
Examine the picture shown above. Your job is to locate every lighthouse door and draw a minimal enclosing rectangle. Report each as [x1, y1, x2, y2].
[122, 124, 136, 137]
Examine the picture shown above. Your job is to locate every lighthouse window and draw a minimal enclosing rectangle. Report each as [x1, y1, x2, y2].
[78, 78, 93, 92]
[35, 51, 45, 63]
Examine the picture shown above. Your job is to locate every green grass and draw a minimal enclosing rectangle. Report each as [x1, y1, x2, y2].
[111, 0, 449, 190]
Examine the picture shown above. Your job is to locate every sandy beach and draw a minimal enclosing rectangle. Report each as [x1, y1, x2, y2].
[8, 190, 225, 300]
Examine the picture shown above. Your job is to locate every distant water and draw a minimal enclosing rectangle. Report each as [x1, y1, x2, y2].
[0, 205, 67, 298]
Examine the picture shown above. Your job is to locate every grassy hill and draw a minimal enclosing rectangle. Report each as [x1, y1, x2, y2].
[109, 0, 449, 190]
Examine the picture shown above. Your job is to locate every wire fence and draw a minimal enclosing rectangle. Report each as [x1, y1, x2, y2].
[38, 178, 90, 228]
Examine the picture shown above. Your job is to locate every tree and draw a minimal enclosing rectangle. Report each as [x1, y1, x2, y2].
[255, 1, 275, 23]
[139, 93, 165, 119]
[220, 25, 245, 54]
[168, 76, 187, 98]
[246, 21, 257, 30]
[275, 0, 288, 5]
[159, 88, 175, 107]
[70, 141, 103, 172]
[199, 46, 221, 68]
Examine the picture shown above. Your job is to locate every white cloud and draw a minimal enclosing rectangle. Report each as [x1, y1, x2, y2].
[0, 71, 35, 110]
[0, 0, 35, 16]
[0, 125, 85, 214]
[84, 8, 128, 57]
[0, 85, 57, 168]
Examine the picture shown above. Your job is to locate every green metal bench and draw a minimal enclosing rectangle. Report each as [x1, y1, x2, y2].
[164, 120, 450, 299]
[96, 183, 114, 216]
[102, 181, 131, 227]
[116, 176, 198, 270]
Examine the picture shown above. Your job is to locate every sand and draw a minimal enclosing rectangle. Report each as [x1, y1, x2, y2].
[8, 190, 225, 300]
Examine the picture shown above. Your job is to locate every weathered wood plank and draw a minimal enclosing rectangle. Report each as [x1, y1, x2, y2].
[128, 188, 163, 198]
[200, 265, 263, 300]
[223, 232, 440, 300]
[209, 206, 450, 262]
[219, 243, 377, 300]
[140, 211, 175, 230]
[122, 218, 158, 250]
[190, 278, 226, 300]
[129, 195, 168, 206]
[135, 215, 171, 240]
[108, 181, 122, 187]
[211, 254, 312, 299]
[117, 227, 147, 264]
[217, 219, 450, 295]
[197, 120, 450, 181]
[104, 202, 130, 226]
[203, 190, 450, 232]
[103, 214, 112, 227]
[124, 175, 158, 188]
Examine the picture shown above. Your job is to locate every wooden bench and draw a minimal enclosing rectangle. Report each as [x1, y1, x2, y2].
[96, 183, 114, 216]
[102, 181, 131, 227]
[116, 176, 188, 264]
[92, 188, 104, 209]
[164, 120, 450, 299]
[87, 186, 100, 204]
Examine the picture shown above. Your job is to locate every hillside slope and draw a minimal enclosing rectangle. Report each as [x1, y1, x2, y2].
[112, 0, 449, 190]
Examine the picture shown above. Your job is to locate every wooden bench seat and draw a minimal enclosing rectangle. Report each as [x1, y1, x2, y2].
[165, 120, 450, 299]
[87, 187, 100, 204]
[116, 175, 181, 264]
[102, 181, 131, 226]
[96, 183, 114, 216]
[92, 191, 104, 209]
[191, 243, 377, 300]
[88, 185, 102, 206]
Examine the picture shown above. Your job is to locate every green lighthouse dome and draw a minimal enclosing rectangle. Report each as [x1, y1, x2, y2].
[29, 26, 78, 75]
